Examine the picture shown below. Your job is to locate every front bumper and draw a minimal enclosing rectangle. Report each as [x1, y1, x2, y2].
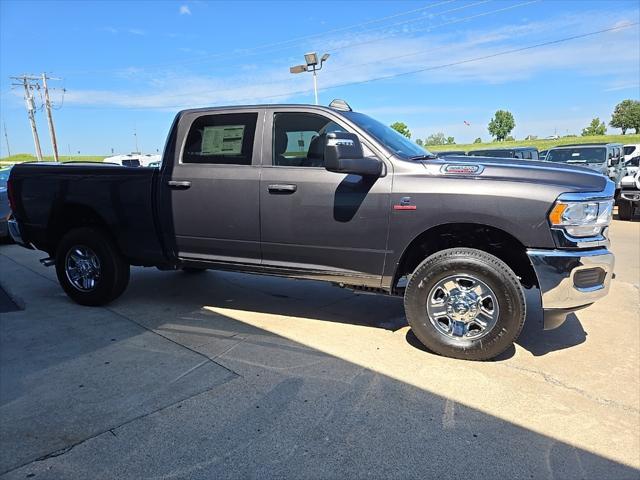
[527, 247, 614, 329]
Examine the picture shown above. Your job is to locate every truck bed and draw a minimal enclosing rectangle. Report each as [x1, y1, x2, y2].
[9, 162, 167, 266]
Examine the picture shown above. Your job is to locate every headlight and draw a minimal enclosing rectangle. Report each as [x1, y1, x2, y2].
[548, 199, 613, 237]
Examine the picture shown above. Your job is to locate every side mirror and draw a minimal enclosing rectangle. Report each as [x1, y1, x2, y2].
[324, 132, 382, 176]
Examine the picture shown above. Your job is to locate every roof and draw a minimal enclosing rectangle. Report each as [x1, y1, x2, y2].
[468, 146, 537, 151]
[554, 142, 623, 148]
[178, 103, 351, 116]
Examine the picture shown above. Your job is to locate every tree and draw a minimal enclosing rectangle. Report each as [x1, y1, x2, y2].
[446, 136, 455, 145]
[505, 135, 515, 142]
[390, 122, 411, 138]
[488, 110, 515, 141]
[473, 137, 482, 144]
[582, 117, 607, 136]
[610, 99, 640, 134]
[415, 139, 424, 146]
[426, 132, 446, 145]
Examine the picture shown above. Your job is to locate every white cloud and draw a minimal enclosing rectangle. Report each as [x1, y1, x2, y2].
[179, 5, 191, 15]
[128, 28, 145, 36]
[61, 8, 639, 111]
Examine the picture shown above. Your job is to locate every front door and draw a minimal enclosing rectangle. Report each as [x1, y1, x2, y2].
[259, 110, 392, 286]
[163, 110, 263, 264]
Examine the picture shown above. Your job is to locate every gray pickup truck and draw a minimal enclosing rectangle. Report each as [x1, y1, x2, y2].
[7, 101, 615, 360]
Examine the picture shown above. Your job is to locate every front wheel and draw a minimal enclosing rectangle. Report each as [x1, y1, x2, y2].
[55, 227, 130, 306]
[404, 248, 526, 361]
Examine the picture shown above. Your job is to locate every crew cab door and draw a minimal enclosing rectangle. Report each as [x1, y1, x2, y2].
[160, 109, 264, 263]
[259, 109, 392, 286]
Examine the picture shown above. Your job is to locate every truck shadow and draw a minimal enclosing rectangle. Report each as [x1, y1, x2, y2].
[119, 268, 587, 359]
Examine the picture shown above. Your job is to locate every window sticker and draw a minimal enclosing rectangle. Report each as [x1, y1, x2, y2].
[201, 125, 245, 155]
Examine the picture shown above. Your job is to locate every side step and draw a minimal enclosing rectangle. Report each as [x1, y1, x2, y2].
[40, 257, 55, 267]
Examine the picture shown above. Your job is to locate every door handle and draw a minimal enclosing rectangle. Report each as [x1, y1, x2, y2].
[167, 180, 191, 189]
[268, 184, 297, 194]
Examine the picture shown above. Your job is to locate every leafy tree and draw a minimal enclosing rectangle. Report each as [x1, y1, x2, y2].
[415, 139, 424, 146]
[581, 117, 607, 136]
[610, 99, 640, 134]
[488, 110, 515, 141]
[426, 132, 446, 145]
[390, 122, 411, 138]
[446, 136, 455, 145]
[473, 137, 482, 144]
[505, 135, 515, 142]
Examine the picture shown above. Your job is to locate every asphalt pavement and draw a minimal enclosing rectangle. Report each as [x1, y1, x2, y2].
[0, 219, 638, 479]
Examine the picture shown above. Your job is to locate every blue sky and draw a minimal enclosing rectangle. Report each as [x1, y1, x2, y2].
[0, 0, 638, 156]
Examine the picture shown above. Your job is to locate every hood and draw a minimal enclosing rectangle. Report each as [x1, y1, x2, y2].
[421, 155, 608, 193]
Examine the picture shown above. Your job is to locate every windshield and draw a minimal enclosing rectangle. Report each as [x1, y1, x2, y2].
[624, 146, 636, 156]
[546, 147, 606, 164]
[342, 111, 432, 159]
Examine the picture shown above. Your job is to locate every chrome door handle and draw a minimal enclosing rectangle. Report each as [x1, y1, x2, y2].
[167, 180, 191, 189]
[268, 184, 297, 194]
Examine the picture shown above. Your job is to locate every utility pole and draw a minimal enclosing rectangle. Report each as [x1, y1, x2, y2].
[3, 121, 10, 158]
[10, 75, 43, 161]
[41, 73, 60, 161]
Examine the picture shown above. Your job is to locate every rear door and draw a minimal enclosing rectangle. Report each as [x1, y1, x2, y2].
[160, 109, 264, 264]
[259, 108, 392, 286]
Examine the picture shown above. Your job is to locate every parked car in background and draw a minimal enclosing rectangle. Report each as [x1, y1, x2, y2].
[8, 101, 616, 361]
[0, 166, 12, 239]
[623, 144, 639, 162]
[618, 170, 640, 220]
[103, 153, 161, 167]
[435, 150, 465, 158]
[623, 144, 639, 177]
[545, 143, 625, 196]
[467, 146, 539, 160]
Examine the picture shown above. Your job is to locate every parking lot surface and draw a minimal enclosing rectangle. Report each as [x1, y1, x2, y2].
[0, 220, 638, 479]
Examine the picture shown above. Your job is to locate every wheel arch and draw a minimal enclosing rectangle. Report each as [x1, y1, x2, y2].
[392, 222, 538, 292]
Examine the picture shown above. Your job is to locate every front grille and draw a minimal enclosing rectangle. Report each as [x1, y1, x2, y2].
[574, 268, 606, 289]
[122, 159, 140, 167]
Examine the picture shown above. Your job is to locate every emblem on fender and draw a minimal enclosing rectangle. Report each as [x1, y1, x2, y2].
[442, 164, 484, 175]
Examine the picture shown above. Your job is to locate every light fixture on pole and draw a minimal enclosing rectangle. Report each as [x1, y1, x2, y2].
[289, 52, 330, 105]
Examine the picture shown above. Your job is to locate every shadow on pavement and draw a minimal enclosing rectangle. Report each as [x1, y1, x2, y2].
[1, 259, 637, 479]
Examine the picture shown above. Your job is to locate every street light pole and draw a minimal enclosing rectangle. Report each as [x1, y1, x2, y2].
[290, 52, 330, 105]
[312, 67, 318, 105]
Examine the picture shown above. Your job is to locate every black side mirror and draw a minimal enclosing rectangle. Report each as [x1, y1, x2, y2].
[324, 132, 382, 176]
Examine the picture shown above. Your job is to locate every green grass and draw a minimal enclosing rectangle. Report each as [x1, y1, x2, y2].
[426, 134, 640, 153]
[0, 154, 107, 167]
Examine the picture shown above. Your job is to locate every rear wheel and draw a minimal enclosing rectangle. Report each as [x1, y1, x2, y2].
[55, 228, 130, 306]
[404, 248, 525, 360]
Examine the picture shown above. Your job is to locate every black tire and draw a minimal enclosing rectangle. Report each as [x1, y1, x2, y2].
[55, 227, 130, 306]
[182, 267, 206, 274]
[404, 248, 525, 361]
[618, 200, 632, 221]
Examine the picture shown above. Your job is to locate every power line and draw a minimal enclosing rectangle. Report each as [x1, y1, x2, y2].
[58, 0, 481, 76]
[42, 73, 61, 161]
[159, 21, 639, 109]
[145, 0, 540, 102]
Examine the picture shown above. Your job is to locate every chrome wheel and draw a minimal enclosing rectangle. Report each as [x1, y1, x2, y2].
[426, 274, 499, 340]
[65, 245, 101, 292]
